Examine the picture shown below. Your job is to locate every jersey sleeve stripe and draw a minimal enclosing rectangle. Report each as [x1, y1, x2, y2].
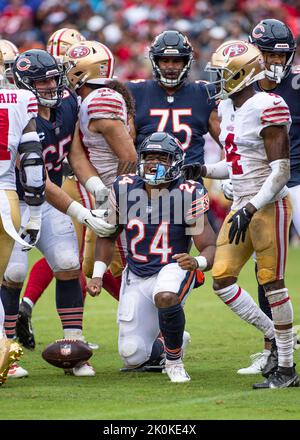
[88, 103, 123, 110]
[90, 98, 123, 106]
[262, 106, 289, 113]
[261, 112, 291, 119]
[261, 117, 290, 125]
[87, 109, 125, 117]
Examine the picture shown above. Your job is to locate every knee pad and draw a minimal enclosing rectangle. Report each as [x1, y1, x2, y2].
[4, 263, 27, 284]
[53, 249, 80, 272]
[119, 336, 148, 368]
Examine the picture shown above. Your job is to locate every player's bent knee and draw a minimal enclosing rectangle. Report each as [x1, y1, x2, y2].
[54, 269, 81, 280]
[4, 263, 27, 285]
[54, 250, 80, 272]
[119, 336, 148, 367]
[154, 291, 178, 308]
[256, 268, 276, 285]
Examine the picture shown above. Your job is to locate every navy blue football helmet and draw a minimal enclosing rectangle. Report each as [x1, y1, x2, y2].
[138, 132, 184, 185]
[149, 30, 193, 88]
[249, 19, 296, 82]
[13, 49, 64, 107]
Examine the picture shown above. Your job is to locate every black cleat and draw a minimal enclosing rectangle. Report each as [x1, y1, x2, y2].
[120, 355, 166, 373]
[262, 339, 278, 378]
[15, 302, 36, 350]
[253, 365, 300, 389]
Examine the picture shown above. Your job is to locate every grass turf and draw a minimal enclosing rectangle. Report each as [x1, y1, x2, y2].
[1, 247, 300, 420]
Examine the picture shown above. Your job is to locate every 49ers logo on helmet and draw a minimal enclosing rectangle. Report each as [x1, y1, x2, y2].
[223, 43, 248, 57]
[69, 45, 90, 58]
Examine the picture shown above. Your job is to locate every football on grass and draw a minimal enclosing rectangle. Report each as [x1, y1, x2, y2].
[42, 339, 93, 369]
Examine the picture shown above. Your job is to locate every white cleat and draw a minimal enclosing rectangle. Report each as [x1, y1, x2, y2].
[165, 360, 190, 383]
[182, 331, 191, 359]
[7, 362, 28, 378]
[87, 341, 99, 350]
[237, 351, 270, 375]
[65, 362, 96, 377]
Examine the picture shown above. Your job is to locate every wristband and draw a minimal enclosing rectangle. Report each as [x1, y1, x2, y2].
[92, 261, 107, 278]
[194, 255, 207, 271]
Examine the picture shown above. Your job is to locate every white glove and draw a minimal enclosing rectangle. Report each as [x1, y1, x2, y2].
[221, 179, 233, 201]
[85, 176, 109, 208]
[67, 201, 117, 237]
[21, 206, 42, 251]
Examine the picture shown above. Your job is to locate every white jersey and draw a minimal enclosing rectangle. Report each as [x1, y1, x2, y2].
[79, 87, 128, 189]
[218, 92, 291, 210]
[0, 89, 38, 190]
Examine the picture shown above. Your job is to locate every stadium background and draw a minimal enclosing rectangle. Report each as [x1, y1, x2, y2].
[0, 0, 300, 421]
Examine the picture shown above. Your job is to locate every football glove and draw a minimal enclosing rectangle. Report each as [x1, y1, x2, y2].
[221, 179, 233, 201]
[181, 163, 204, 181]
[67, 201, 117, 237]
[21, 215, 42, 251]
[228, 206, 253, 245]
[85, 176, 109, 208]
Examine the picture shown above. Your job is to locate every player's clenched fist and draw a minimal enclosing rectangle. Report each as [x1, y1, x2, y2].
[173, 253, 198, 271]
[87, 277, 103, 297]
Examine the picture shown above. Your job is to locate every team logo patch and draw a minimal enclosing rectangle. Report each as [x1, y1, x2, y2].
[69, 45, 90, 58]
[16, 58, 31, 71]
[60, 344, 72, 356]
[252, 24, 265, 39]
[223, 43, 248, 58]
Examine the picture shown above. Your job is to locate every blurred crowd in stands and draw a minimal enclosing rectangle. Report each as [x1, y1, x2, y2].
[1, 0, 299, 241]
[1, 0, 300, 82]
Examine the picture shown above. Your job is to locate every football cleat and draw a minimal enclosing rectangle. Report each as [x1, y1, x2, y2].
[237, 351, 270, 375]
[16, 301, 36, 350]
[182, 331, 191, 359]
[262, 340, 278, 378]
[0, 339, 23, 386]
[253, 365, 300, 389]
[64, 361, 95, 377]
[165, 360, 191, 383]
[7, 362, 28, 378]
[120, 354, 166, 373]
[87, 341, 100, 350]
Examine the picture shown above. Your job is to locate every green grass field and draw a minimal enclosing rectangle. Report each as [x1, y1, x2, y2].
[1, 247, 300, 420]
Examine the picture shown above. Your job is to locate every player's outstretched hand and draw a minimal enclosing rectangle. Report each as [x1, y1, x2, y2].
[173, 253, 198, 271]
[87, 277, 103, 297]
[21, 215, 42, 251]
[221, 179, 233, 201]
[181, 163, 204, 181]
[227, 206, 253, 245]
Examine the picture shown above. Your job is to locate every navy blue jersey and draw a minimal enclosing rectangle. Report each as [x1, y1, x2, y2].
[255, 67, 300, 187]
[126, 79, 216, 165]
[113, 174, 209, 277]
[16, 88, 78, 199]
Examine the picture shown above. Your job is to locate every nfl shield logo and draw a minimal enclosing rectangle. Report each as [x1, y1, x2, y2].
[60, 344, 72, 356]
